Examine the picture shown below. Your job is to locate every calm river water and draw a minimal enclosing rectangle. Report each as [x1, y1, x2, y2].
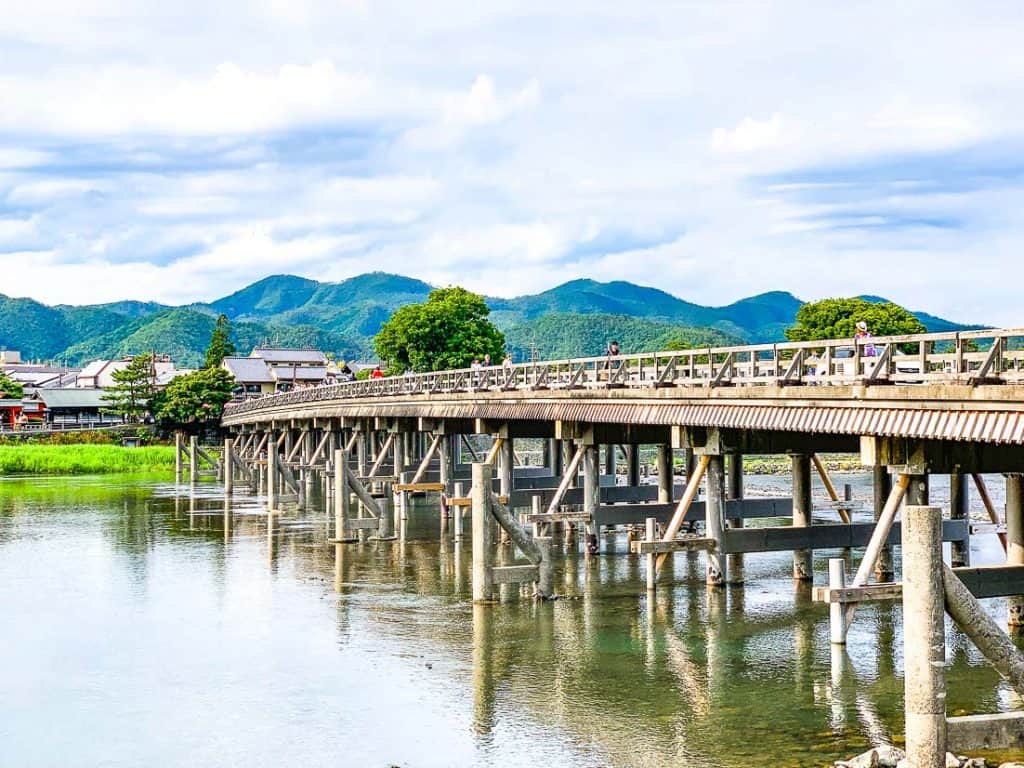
[1, 473, 1021, 767]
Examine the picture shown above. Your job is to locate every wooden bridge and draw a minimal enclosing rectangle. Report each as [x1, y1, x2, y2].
[213, 326, 1024, 762]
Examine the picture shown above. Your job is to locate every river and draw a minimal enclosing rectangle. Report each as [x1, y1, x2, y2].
[0, 473, 1021, 767]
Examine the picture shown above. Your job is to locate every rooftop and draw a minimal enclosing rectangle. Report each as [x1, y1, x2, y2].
[252, 348, 327, 364]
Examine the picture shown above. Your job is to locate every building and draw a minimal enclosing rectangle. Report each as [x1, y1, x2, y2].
[76, 355, 177, 389]
[222, 347, 330, 398]
[33, 389, 124, 429]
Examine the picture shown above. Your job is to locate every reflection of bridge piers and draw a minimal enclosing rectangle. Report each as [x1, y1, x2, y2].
[219, 329, 1024, 759]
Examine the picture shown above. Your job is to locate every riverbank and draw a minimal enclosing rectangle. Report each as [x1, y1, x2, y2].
[0, 444, 177, 474]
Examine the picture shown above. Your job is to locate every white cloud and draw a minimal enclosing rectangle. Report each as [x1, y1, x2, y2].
[712, 114, 790, 154]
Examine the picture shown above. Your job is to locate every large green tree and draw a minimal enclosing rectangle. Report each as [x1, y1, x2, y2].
[101, 353, 156, 420]
[0, 371, 24, 399]
[203, 313, 237, 369]
[374, 287, 506, 372]
[785, 298, 926, 342]
[156, 367, 235, 426]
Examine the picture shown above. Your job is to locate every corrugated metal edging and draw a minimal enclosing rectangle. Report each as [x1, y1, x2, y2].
[224, 400, 1024, 445]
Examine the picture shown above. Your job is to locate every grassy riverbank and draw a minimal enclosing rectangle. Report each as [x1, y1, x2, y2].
[0, 445, 177, 475]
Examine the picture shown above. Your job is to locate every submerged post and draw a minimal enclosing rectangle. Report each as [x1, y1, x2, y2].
[189, 435, 198, 485]
[645, 517, 657, 592]
[656, 444, 673, 504]
[828, 558, 847, 644]
[874, 466, 895, 581]
[175, 432, 183, 483]
[472, 464, 496, 603]
[727, 453, 745, 585]
[705, 455, 727, 587]
[1008, 473, 1024, 630]
[453, 481, 465, 542]
[224, 437, 234, 496]
[333, 448, 349, 540]
[791, 453, 812, 581]
[950, 470, 970, 567]
[902, 505, 946, 767]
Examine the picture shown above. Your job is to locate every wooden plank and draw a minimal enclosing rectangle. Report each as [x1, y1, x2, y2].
[721, 519, 968, 554]
[446, 496, 472, 507]
[813, 583, 905, 604]
[491, 564, 539, 584]
[947, 712, 1024, 752]
[394, 482, 445, 493]
[592, 497, 794, 527]
[630, 537, 717, 555]
[525, 511, 592, 523]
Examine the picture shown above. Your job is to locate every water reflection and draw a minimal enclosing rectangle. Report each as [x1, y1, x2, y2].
[1, 473, 1022, 767]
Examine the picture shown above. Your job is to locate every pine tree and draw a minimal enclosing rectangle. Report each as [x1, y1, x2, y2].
[204, 314, 237, 369]
[101, 353, 156, 420]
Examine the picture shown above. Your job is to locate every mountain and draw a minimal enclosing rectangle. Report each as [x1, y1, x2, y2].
[0, 273, 979, 367]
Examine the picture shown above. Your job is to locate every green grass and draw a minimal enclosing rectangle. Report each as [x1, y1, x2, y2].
[0, 445, 177, 475]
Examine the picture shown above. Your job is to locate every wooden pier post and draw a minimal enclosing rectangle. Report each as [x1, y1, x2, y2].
[583, 444, 600, 554]
[472, 463, 496, 603]
[453, 481, 465, 542]
[902, 505, 946, 768]
[828, 558, 848, 644]
[874, 466, 895, 581]
[705, 454, 727, 587]
[189, 436, 198, 486]
[792, 453, 812, 581]
[333, 448, 349, 540]
[656, 444, 673, 504]
[950, 470, 970, 567]
[727, 453, 745, 585]
[223, 437, 233, 496]
[175, 432, 183, 483]
[1007, 473, 1024, 630]
[646, 517, 657, 592]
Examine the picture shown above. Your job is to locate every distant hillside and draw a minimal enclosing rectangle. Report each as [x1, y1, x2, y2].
[0, 273, 981, 367]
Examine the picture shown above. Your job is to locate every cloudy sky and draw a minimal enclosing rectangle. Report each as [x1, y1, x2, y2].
[1, 1, 1022, 324]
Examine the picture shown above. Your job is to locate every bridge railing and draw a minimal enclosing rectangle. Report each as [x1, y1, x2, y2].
[224, 327, 1024, 416]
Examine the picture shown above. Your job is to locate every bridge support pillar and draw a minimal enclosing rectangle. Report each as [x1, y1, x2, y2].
[498, 437, 514, 546]
[583, 444, 600, 554]
[333, 448, 351, 542]
[453, 481, 465, 542]
[950, 470, 970, 567]
[603, 445, 615, 476]
[266, 431, 277, 513]
[706, 454, 727, 587]
[357, 431, 369, 478]
[549, 439, 563, 477]
[874, 466, 895, 581]
[175, 432, 183, 483]
[224, 438, 233, 496]
[902, 505, 947, 767]
[727, 453, 745, 585]
[472, 463, 497, 603]
[627, 444, 641, 488]
[657, 444, 673, 504]
[1007, 473, 1024, 630]
[189, 436, 198, 486]
[792, 453, 812, 581]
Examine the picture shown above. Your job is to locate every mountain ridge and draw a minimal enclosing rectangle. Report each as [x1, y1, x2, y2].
[0, 272, 982, 368]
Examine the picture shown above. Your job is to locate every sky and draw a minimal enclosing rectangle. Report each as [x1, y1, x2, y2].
[1, 1, 1023, 324]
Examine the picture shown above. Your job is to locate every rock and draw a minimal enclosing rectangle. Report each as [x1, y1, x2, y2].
[997, 763, 1024, 768]
[874, 745, 905, 767]
[947, 754, 963, 768]
[835, 750, 880, 768]
[963, 759, 987, 768]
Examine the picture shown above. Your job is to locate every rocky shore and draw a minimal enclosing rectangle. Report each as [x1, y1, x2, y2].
[833, 745, 1023, 768]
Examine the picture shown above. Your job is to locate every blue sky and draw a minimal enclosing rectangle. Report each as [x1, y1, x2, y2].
[1, 1, 1023, 325]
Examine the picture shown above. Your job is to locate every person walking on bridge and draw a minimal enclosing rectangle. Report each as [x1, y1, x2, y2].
[855, 321, 876, 357]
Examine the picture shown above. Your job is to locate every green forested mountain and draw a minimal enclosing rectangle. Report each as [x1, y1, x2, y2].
[0, 272, 979, 366]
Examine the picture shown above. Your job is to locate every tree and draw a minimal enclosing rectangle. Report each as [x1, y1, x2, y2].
[374, 286, 506, 372]
[785, 298, 926, 342]
[203, 314, 237, 369]
[102, 354, 156, 421]
[156, 367, 235, 426]
[0, 371, 24, 399]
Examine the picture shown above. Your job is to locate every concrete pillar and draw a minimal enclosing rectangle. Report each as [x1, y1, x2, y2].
[907, 474, 929, 506]
[874, 466, 895, 581]
[583, 444, 600, 554]
[683, 448, 696, 482]
[646, 517, 657, 592]
[627, 445, 641, 488]
[828, 558, 848, 644]
[498, 437, 513, 497]
[705, 455, 727, 587]
[224, 438, 234, 496]
[727, 453, 745, 585]
[380, 480, 394, 539]
[902, 505, 947, 768]
[399, 470, 411, 524]
[333, 448, 348, 540]
[175, 432, 183, 483]
[563, 440, 576, 487]
[189, 436, 198, 485]
[266, 433, 276, 513]
[357, 432, 368, 478]
[603, 445, 615, 476]
[950, 470, 970, 567]
[472, 464, 496, 603]
[657, 444, 673, 504]
[439, 435, 453, 490]
[791, 453, 812, 581]
[1007, 473, 1024, 629]
[549, 439, 563, 477]
[453, 481, 465, 542]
